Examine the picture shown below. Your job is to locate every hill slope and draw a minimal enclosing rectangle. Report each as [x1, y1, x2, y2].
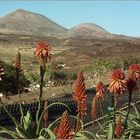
[67, 23, 112, 38]
[0, 9, 67, 35]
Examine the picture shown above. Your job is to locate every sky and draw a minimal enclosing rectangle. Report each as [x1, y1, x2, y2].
[0, 1, 140, 37]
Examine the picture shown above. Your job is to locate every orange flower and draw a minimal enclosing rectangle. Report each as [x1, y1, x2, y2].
[128, 64, 140, 81]
[91, 97, 97, 119]
[34, 41, 51, 65]
[73, 71, 87, 118]
[57, 110, 72, 139]
[95, 81, 104, 100]
[0, 60, 5, 81]
[15, 50, 21, 71]
[108, 69, 127, 95]
[114, 115, 123, 139]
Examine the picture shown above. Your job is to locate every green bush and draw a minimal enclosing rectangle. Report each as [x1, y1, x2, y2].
[27, 71, 39, 84]
[53, 71, 67, 80]
[86, 56, 140, 82]
[117, 56, 140, 70]
[45, 63, 77, 82]
[45, 63, 55, 81]
[0, 61, 30, 95]
[67, 72, 77, 80]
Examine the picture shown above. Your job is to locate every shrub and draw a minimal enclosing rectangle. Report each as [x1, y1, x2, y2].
[67, 72, 77, 81]
[86, 56, 140, 83]
[27, 71, 39, 84]
[117, 56, 140, 70]
[45, 63, 55, 81]
[45, 63, 77, 83]
[0, 61, 30, 95]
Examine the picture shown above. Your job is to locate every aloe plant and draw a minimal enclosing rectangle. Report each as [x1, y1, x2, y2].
[0, 101, 71, 139]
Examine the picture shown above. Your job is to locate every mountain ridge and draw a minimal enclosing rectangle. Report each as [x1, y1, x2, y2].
[0, 9, 111, 38]
[0, 9, 67, 35]
[0, 9, 139, 40]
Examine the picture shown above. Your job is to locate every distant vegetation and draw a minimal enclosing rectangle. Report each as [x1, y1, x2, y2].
[0, 60, 30, 95]
[27, 62, 77, 86]
[1, 55, 139, 94]
[84, 56, 140, 83]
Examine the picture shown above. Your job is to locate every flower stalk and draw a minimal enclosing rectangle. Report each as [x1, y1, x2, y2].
[124, 64, 140, 130]
[14, 50, 26, 126]
[34, 41, 51, 124]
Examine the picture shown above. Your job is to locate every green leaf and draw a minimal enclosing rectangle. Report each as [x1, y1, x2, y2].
[131, 103, 140, 119]
[39, 128, 56, 139]
[132, 120, 140, 127]
[23, 111, 32, 130]
[16, 126, 32, 139]
[0, 126, 18, 139]
[80, 130, 96, 139]
[36, 102, 71, 136]
[96, 133, 101, 139]
[48, 117, 61, 129]
[75, 132, 87, 139]
[107, 123, 113, 139]
[128, 131, 133, 139]
[38, 136, 45, 139]
[135, 134, 140, 139]
[23, 111, 35, 138]
[0, 130, 18, 139]
[102, 120, 113, 127]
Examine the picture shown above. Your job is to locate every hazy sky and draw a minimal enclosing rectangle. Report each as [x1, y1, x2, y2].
[0, 1, 140, 37]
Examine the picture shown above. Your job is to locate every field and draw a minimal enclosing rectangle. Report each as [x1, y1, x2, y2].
[1, 33, 140, 71]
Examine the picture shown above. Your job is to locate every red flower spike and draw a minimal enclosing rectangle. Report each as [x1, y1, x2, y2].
[108, 69, 127, 95]
[73, 71, 87, 118]
[34, 41, 51, 65]
[57, 110, 72, 139]
[114, 115, 123, 139]
[128, 64, 140, 81]
[95, 81, 104, 100]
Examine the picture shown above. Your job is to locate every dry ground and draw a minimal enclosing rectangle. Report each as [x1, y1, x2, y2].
[2, 78, 95, 104]
[0, 34, 140, 105]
